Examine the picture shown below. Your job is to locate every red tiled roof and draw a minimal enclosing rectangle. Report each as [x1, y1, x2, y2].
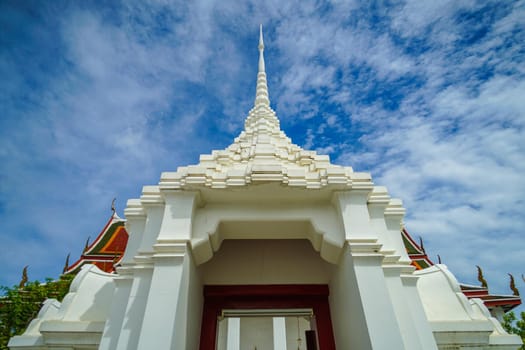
[64, 214, 128, 275]
[402, 227, 521, 312]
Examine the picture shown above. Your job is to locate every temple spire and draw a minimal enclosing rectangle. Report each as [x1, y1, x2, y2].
[254, 24, 270, 107]
[244, 24, 281, 136]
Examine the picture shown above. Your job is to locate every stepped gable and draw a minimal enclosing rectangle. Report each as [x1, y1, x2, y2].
[64, 212, 128, 275]
[159, 26, 371, 192]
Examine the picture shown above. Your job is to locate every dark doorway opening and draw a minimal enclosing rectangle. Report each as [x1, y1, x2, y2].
[199, 285, 336, 350]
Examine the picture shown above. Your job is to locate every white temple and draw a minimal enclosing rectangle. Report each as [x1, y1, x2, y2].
[9, 26, 522, 350]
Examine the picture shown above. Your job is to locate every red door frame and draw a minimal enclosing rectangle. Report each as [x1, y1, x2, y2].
[199, 285, 336, 350]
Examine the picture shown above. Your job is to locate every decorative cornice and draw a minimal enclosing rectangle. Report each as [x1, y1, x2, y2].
[367, 186, 391, 205]
[124, 199, 146, 218]
[384, 199, 406, 218]
[140, 186, 164, 206]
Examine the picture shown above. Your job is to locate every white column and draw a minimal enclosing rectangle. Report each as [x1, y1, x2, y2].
[112, 189, 161, 350]
[137, 186, 165, 254]
[367, 187, 395, 253]
[349, 244, 406, 350]
[135, 243, 187, 349]
[383, 265, 431, 350]
[226, 318, 240, 350]
[401, 274, 439, 350]
[100, 199, 146, 350]
[114, 267, 153, 350]
[329, 243, 406, 350]
[381, 197, 438, 350]
[384, 198, 411, 264]
[98, 274, 132, 350]
[273, 317, 287, 350]
[119, 199, 146, 265]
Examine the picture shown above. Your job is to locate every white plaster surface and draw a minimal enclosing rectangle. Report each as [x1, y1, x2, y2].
[9, 264, 115, 350]
[200, 239, 334, 285]
[416, 264, 522, 349]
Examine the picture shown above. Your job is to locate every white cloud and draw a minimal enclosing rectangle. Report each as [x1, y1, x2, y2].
[1, 1, 523, 305]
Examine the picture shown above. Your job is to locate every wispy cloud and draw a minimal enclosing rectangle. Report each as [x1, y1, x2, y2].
[0, 0, 523, 305]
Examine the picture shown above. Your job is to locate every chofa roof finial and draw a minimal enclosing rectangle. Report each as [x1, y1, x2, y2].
[62, 253, 70, 273]
[111, 197, 116, 214]
[19, 265, 28, 289]
[509, 273, 520, 296]
[476, 265, 488, 289]
[84, 236, 91, 253]
[418, 236, 425, 253]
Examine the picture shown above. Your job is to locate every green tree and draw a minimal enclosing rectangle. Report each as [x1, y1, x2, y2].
[502, 311, 525, 350]
[0, 275, 73, 350]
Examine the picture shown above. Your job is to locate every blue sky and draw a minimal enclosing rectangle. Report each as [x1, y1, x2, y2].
[1, 0, 524, 306]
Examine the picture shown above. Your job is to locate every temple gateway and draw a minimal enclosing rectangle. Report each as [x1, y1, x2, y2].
[9, 27, 522, 350]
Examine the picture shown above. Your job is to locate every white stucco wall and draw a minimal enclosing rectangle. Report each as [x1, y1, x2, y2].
[200, 239, 334, 285]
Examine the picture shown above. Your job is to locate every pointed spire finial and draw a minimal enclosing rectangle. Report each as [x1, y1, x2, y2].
[62, 253, 70, 274]
[19, 265, 28, 289]
[258, 24, 264, 52]
[111, 197, 122, 220]
[254, 24, 270, 108]
[84, 236, 90, 253]
[509, 273, 520, 296]
[476, 265, 488, 289]
[418, 236, 425, 253]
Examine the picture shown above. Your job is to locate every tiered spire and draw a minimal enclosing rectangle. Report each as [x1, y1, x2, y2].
[159, 25, 368, 190]
[244, 25, 281, 136]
